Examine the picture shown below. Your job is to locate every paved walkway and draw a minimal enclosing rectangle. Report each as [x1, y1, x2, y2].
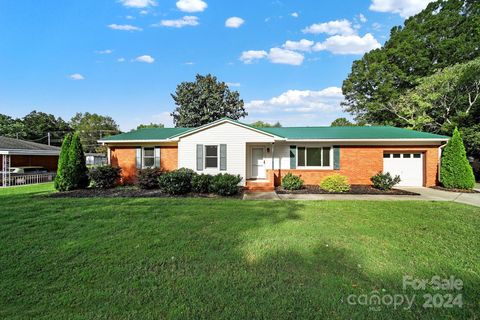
[244, 187, 480, 208]
[475, 183, 480, 192]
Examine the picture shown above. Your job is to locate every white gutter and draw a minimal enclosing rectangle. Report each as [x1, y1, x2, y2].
[0, 150, 60, 156]
[285, 138, 449, 142]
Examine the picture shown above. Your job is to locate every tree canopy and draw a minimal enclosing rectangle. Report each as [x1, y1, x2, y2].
[330, 118, 354, 127]
[136, 123, 165, 130]
[70, 112, 120, 153]
[250, 121, 282, 128]
[171, 74, 247, 127]
[342, 0, 480, 125]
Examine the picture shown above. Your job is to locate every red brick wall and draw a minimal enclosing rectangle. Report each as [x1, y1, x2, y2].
[160, 146, 178, 171]
[110, 147, 137, 184]
[269, 145, 440, 187]
[109, 146, 178, 184]
[0, 155, 58, 172]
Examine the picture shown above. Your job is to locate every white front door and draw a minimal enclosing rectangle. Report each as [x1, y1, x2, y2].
[251, 147, 265, 179]
[383, 152, 424, 187]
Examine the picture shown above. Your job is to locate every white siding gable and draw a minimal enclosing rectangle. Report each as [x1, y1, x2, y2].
[178, 122, 275, 185]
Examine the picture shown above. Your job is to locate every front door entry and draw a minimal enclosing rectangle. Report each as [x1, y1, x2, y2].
[251, 147, 265, 179]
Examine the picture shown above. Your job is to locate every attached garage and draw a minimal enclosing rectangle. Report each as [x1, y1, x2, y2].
[383, 152, 424, 187]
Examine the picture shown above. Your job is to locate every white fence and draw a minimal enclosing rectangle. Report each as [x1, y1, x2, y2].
[0, 173, 56, 187]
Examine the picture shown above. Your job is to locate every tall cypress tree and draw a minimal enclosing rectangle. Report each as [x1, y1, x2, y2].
[54, 133, 72, 191]
[68, 132, 89, 189]
[440, 128, 475, 189]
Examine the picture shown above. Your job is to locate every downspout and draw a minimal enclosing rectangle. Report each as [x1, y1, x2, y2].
[438, 143, 447, 183]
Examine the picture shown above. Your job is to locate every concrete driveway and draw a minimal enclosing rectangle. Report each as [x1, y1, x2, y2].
[399, 187, 480, 208]
[244, 187, 480, 208]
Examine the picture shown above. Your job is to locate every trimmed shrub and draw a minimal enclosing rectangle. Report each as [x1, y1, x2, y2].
[371, 172, 401, 190]
[158, 168, 196, 195]
[68, 132, 89, 189]
[54, 134, 72, 191]
[192, 174, 214, 193]
[282, 173, 304, 190]
[89, 165, 122, 189]
[210, 173, 242, 196]
[320, 174, 351, 193]
[440, 128, 475, 189]
[137, 168, 162, 189]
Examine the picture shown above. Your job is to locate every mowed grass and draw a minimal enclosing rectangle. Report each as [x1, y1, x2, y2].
[1, 184, 479, 319]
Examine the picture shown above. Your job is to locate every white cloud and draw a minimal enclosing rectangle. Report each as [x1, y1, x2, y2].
[119, 0, 156, 8]
[302, 19, 355, 36]
[96, 49, 113, 54]
[118, 58, 126, 62]
[240, 48, 304, 65]
[225, 17, 245, 28]
[139, 10, 148, 15]
[240, 50, 268, 64]
[267, 48, 304, 65]
[184, 61, 195, 65]
[246, 87, 344, 114]
[135, 55, 155, 63]
[283, 39, 314, 52]
[176, 0, 207, 13]
[313, 33, 381, 55]
[291, 12, 299, 18]
[108, 24, 142, 31]
[154, 16, 199, 28]
[126, 15, 135, 20]
[359, 13, 367, 23]
[369, 0, 435, 18]
[69, 73, 85, 80]
[226, 82, 241, 87]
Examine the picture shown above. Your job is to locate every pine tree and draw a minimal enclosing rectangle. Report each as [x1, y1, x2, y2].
[68, 132, 89, 189]
[440, 128, 475, 189]
[54, 133, 72, 191]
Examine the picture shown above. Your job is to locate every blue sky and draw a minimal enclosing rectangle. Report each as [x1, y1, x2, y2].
[0, 0, 434, 130]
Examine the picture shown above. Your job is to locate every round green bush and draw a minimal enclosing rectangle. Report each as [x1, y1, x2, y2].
[191, 174, 214, 193]
[320, 174, 350, 193]
[281, 173, 304, 190]
[370, 171, 401, 190]
[158, 168, 197, 195]
[89, 165, 122, 189]
[210, 173, 242, 196]
[137, 168, 162, 189]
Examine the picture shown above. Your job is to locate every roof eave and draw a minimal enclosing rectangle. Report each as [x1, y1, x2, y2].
[284, 138, 449, 142]
[0, 149, 61, 156]
[170, 118, 285, 140]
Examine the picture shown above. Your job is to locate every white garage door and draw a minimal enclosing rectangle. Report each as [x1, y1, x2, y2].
[383, 153, 424, 187]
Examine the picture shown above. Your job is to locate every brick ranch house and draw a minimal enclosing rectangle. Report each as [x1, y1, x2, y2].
[99, 118, 450, 190]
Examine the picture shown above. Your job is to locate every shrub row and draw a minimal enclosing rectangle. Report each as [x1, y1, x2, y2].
[281, 171, 402, 193]
[142, 168, 242, 196]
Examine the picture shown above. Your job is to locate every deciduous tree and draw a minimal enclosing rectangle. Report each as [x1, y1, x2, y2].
[171, 74, 247, 127]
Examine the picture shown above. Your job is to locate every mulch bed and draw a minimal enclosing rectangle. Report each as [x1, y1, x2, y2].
[430, 186, 480, 194]
[49, 186, 244, 199]
[276, 184, 420, 195]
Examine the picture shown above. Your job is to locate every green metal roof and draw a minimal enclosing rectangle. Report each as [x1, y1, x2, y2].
[100, 127, 191, 141]
[259, 126, 449, 140]
[100, 118, 449, 142]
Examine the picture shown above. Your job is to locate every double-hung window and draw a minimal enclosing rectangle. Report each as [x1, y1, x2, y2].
[297, 147, 331, 168]
[143, 148, 155, 168]
[205, 145, 218, 168]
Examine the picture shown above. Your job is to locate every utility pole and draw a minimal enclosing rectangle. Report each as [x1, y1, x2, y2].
[47, 132, 51, 146]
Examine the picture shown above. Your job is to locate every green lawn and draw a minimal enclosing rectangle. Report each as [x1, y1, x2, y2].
[1, 183, 479, 319]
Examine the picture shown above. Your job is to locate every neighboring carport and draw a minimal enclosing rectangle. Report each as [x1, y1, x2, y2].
[0, 136, 60, 187]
